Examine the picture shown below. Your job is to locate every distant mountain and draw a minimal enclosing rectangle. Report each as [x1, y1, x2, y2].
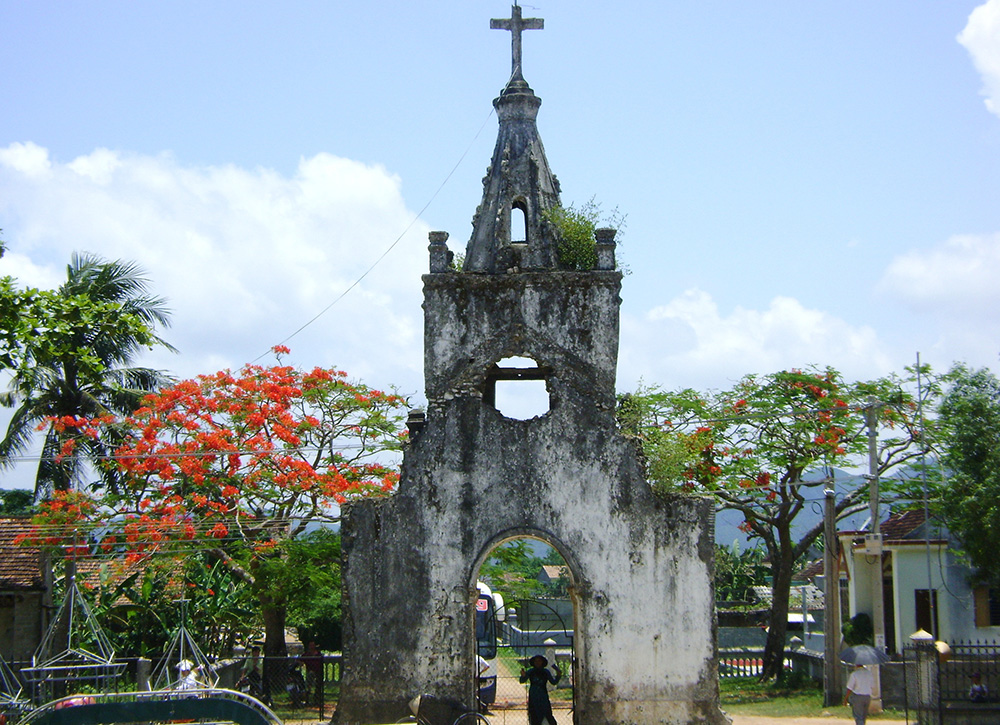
[714, 468, 896, 549]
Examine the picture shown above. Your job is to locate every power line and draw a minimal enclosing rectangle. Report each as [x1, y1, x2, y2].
[251, 78, 507, 363]
[0, 441, 402, 465]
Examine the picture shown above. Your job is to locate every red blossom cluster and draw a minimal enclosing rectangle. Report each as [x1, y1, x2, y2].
[14, 490, 103, 551]
[667, 368, 859, 500]
[20, 355, 408, 560]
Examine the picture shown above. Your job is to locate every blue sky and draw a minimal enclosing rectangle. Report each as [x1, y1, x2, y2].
[2, 2, 1000, 487]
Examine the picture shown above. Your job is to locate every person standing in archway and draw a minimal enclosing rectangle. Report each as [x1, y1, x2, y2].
[520, 654, 561, 725]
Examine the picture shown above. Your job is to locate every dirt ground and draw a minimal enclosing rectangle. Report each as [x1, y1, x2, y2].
[730, 717, 908, 725]
[473, 706, 910, 725]
[306, 709, 910, 724]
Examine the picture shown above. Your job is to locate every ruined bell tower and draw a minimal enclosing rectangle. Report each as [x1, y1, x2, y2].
[335, 7, 728, 723]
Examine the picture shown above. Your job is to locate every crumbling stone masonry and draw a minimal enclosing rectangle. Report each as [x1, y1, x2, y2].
[334, 6, 729, 724]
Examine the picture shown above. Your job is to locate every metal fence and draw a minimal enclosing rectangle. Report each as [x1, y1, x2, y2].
[903, 640, 1000, 725]
[937, 640, 1000, 703]
[3, 654, 341, 722]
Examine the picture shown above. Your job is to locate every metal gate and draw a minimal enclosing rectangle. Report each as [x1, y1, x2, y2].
[487, 598, 573, 724]
[903, 640, 1000, 724]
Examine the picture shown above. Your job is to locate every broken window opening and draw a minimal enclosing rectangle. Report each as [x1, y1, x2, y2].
[484, 356, 551, 420]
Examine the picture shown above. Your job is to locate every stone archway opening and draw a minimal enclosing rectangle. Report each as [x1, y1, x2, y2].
[473, 536, 576, 722]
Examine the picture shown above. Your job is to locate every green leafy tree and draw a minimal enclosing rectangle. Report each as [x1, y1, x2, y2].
[87, 553, 257, 657]
[480, 539, 546, 601]
[937, 364, 1000, 587]
[0, 253, 175, 499]
[714, 543, 769, 603]
[88, 559, 175, 657]
[282, 529, 344, 651]
[0, 489, 35, 515]
[183, 555, 260, 655]
[842, 612, 874, 646]
[0, 276, 28, 370]
[621, 365, 933, 680]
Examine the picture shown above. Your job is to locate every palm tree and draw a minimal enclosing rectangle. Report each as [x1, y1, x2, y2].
[0, 252, 176, 499]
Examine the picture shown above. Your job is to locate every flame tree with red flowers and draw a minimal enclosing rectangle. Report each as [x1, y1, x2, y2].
[23, 347, 409, 658]
[619, 365, 936, 681]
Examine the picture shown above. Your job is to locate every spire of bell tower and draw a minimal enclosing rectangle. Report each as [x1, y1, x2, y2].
[464, 4, 562, 273]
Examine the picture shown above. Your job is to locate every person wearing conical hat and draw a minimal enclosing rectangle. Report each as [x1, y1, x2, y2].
[519, 654, 561, 725]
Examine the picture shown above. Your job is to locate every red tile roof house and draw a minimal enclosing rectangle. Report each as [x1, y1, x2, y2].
[839, 508, 1000, 654]
[0, 518, 52, 664]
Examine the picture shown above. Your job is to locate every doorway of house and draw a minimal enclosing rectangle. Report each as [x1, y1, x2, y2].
[475, 537, 575, 723]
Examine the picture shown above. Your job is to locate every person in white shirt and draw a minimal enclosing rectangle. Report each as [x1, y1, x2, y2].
[842, 664, 875, 725]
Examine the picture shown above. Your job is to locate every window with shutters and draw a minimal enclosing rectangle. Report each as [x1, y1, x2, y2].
[974, 587, 1000, 627]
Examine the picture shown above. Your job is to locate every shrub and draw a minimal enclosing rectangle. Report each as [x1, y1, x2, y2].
[842, 612, 874, 646]
[544, 198, 624, 271]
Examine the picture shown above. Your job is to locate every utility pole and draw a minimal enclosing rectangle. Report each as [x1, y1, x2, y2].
[865, 401, 885, 714]
[916, 352, 937, 640]
[823, 483, 842, 706]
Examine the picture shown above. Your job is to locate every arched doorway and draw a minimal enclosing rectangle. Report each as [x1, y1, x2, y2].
[473, 534, 577, 723]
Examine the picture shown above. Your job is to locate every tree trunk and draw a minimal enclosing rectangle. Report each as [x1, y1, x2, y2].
[262, 600, 288, 657]
[260, 600, 288, 708]
[760, 551, 794, 681]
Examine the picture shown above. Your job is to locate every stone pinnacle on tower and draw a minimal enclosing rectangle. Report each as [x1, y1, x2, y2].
[466, 4, 561, 274]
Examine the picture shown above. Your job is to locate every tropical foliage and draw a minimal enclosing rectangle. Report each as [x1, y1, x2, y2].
[715, 543, 769, 603]
[937, 364, 1000, 587]
[0, 253, 175, 498]
[282, 529, 346, 651]
[479, 540, 569, 601]
[82, 553, 258, 657]
[20, 348, 408, 656]
[620, 365, 934, 679]
[0, 488, 34, 515]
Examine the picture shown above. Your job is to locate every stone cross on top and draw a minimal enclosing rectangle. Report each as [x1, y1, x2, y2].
[491, 4, 543, 82]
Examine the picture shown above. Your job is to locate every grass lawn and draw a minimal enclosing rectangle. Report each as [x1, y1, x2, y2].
[720, 677, 906, 720]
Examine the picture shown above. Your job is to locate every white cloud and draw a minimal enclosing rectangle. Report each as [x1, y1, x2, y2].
[0, 142, 52, 179]
[619, 289, 892, 390]
[959, 0, 1000, 119]
[0, 251, 63, 290]
[879, 233, 1000, 315]
[66, 147, 122, 184]
[0, 144, 428, 397]
[877, 232, 1000, 367]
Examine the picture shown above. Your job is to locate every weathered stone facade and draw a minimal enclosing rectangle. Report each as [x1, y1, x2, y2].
[335, 7, 728, 723]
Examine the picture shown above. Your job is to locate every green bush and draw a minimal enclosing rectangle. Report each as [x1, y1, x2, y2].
[543, 198, 624, 271]
[842, 612, 874, 646]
